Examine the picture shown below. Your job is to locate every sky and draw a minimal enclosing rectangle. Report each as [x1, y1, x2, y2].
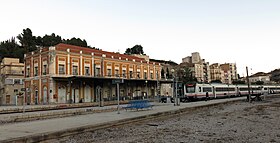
[0, 0, 280, 77]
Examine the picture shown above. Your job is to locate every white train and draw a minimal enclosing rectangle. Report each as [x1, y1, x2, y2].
[182, 83, 280, 101]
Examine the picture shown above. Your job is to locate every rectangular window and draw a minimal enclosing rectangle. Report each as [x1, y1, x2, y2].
[122, 70, 126, 78]
[95, 67, 101, 76]
[203, 87, 212, 92]
[14, 79, 21, 84]
[130, 71, 133, 78]
[73, 66, 78, 75]
[150, 73, 154, 79]
[107, 69, 112, 77]
[144, 72, 147, 79]
[34, 67, 38, 76]
[137, 72, 140, 79]
[59, 64, 65, 74]
[5, 79, 13, 85]
[85, 67, 90, 75]
[26, 67, 30, 77]
[115, 69, 119, 77]
[156, 71, 159, 79]
[239, 88, 248, 91]
[42, 65, 47, 75]
[186, 86, 195, 93]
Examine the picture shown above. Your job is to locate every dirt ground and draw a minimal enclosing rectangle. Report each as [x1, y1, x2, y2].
[57, 96, 280, 143]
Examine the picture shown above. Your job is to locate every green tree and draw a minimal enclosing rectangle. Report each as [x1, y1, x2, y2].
[124, 45, 144, 55]
[0, 37, 24, 62]
[17, 28, 37, 53]
[124, 48, 132, 55]
[35, 36, 43, 47]
[63, 37, 88, 47]
[176, 67, 197, 84]
[2, 28, 94, 62]
[42, 33, 62, 46]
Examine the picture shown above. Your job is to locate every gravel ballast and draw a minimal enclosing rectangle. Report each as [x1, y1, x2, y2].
[55, 96, 280, 143]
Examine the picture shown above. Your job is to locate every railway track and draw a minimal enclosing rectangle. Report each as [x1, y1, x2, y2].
[1, 95, 279, 143]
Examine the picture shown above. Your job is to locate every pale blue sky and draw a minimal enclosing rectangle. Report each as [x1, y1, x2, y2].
[1, 0, 280, 76]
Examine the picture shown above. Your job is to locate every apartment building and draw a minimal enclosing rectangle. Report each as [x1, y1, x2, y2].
[181, 52, 210, 83]
[0, 58, 24, 105]
[210, 63, 238, 84]
[249, 72, 271, 84]
[220, 63, 238, 84]
[24, 43, 161, 105]
[209, 63, 224, 82]
[202, 59, 210, 83]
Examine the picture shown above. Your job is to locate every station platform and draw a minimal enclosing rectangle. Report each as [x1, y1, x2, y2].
[0, 101, 118, 114]
[0, 97, 247, 142]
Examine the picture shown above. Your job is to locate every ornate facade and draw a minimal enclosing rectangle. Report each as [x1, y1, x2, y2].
[24, 43, 161, 105]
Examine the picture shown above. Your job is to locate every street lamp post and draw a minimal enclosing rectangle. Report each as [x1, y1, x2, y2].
[113, 75, 123, 114]
[117, 81, 120, 114]
[145, 80, 148, 99]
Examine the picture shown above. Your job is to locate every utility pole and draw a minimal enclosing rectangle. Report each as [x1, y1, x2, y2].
[246, 66, 251, 102]
[117, 82, 120, 114]
[175, 77, 179, 106]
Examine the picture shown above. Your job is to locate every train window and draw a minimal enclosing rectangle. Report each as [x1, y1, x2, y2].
[186, 86, 195, 93]
[264, 88, 267, 90]
[215, 87, 235, 92]
[203, 87, 212, 92]
[216, 87, 225, 92]
[239, 88, 248, 91]
[199, 87, 201, 92]
[229, 88, 235, 91]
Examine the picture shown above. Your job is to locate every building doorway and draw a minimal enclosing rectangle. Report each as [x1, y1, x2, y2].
[43, 86, 48, 104]
[84, 85, 91, 102]
[95, 85, 103, 106]
[72, 87, 79, 103]
[6, 95, 10, 104]
[58, 86, 66, 103]
[35, 90, 38, 105]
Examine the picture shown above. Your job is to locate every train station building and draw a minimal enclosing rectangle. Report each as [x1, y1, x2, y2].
[24, 43, 162, 105]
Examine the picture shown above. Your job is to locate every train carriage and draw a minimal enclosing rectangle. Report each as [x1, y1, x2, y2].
[185, 83, 215, 100]
[183, 83, 279, 101]
[265, 85, 280, 94]
[213, 84, 237, 98]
